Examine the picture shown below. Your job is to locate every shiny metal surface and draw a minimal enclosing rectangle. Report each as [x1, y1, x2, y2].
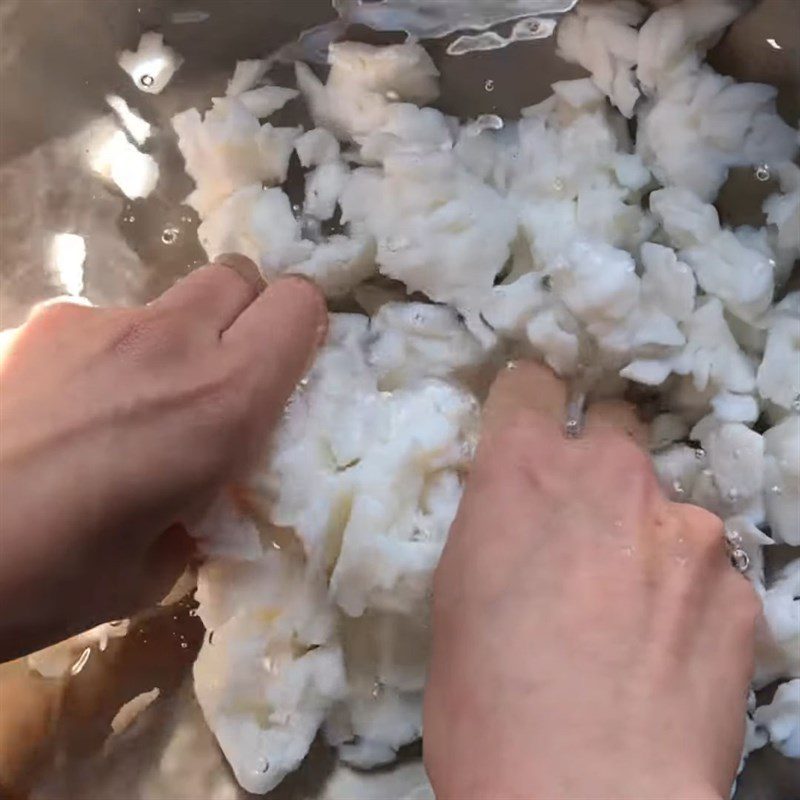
[0, 1, 798, 798]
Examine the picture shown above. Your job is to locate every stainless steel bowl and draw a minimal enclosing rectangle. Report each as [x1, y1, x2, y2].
[0, 1, 798, 798]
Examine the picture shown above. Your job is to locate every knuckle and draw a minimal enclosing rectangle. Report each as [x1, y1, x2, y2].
[490, 408, 553, 461]
[27, 298, 93, 330]
[605, 433, 652, 475]
[109, 309, 189, 362]
[475, 409, 550, 482]
[590, 432, 657, 496]
[678, 504, 726, 553]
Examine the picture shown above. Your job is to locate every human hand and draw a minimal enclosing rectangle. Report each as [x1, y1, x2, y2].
[424, 362, 759, 800]
[0, 256, 327, 661]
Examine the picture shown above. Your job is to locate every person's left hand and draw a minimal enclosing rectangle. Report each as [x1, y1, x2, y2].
[0, 256, 327, 662]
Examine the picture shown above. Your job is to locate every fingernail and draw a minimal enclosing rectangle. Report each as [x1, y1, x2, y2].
[214, 253, 266, 292]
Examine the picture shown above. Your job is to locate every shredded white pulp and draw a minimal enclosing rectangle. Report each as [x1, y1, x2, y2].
[29, 3, 798, 794]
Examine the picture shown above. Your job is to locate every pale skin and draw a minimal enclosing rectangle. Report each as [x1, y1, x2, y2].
[0, 257, 759, 798]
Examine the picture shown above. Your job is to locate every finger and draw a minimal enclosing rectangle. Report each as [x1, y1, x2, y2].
[482, 360, 567, 434]
[585, 400, 649, 448]
[152, 255, 263, 334]
[223, 275, 328, 400]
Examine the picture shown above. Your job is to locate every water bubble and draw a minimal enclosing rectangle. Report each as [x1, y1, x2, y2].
[292, 203, 301, 213]
[726, 529, 743, 547]
[754, 164, 771, 182]
[371, 680, 385, 699]
[520, 18, 541, 33]
[769, 484, 783, 495]
[180, 641, 188, 649]
[565, 418, 582, 438]
[505, 360, 518, 371]
[730, 548, 750, 572]
[672, 479, 685, 497]
[484, 79, 495, 92]
[140, 74, 155, 88]
[727, 488, 740, 502]
[694, 448, 706, 459]
[552, 178, 565, 193]
[161, 226, 179, 245]
[385, 89, 400, 101]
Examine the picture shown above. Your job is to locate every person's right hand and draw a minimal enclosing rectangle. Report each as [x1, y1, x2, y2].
[424, 362, 760, 800]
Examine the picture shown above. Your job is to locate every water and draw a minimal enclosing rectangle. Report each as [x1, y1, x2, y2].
[564, 382, 586, 439]
[754, 164, 771, 182]
[484, 79, 495, 92]
[171, 10, 211, 24]
[334, 0, 576, 40]
[139, 74, 155, 88]
[271, 0, 577, 66]
[161, 226, 180, 245]
[447, 17, 556, 56]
